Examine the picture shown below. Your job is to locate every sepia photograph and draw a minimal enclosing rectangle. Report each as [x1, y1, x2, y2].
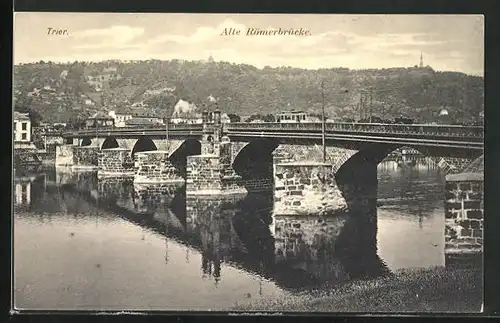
[12, 13, 484, 313]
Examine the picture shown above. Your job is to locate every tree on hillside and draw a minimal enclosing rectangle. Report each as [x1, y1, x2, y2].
[66, 115, 86, 130]
[13, 61, 484, 125]
[263, 114, 275, 122]
[14, 104, 43, 126]
[227, 113, 241, 123]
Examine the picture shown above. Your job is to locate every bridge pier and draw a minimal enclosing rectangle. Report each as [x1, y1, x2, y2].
[98, 148, 134, 178]
[72, 146, 99, 170]
[444, 170, 484, 267]
[56, 144, 99, 170]
[268, 144, 357, 216]
[273, 162, 347, 216]
[186, 116, 246, 196]
[133, 151, 184, 184]
[186, 153, 246, 195]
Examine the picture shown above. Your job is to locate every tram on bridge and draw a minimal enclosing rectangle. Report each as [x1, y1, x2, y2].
[276, 111, 318, 123]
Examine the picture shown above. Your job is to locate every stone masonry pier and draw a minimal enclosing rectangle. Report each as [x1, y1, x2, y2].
[274, 162, 347, 216]
[73, 146, 99, 170]
[134, 151, 184, 184]
[56, 145, 99, 170]
[186, 154, 245, 196]
[98, 148, 134, 178]
[270, 144, 357, 216]
[444, 162, 484, 267]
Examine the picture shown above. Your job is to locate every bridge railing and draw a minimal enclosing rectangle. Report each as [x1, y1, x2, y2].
[225, 122, 484, 138]
[63, 124, 204, 137]
[63, 122, 484, 139]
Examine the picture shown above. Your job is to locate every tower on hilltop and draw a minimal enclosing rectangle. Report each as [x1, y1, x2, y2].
[419, 52, 424, 68]
[208, 53, 214, 63]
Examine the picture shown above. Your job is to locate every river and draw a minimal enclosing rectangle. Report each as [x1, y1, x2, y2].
[13, 158, 446, 311]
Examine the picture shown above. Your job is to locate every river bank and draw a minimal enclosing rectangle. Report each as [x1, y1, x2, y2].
[232, 266, 482, 313]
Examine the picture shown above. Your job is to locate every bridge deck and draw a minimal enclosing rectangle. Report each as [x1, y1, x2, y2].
[62, 122, 483, 150]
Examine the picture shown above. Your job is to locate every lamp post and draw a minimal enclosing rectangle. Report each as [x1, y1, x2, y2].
[321, 83, 349, 163]
[321, 81, 326, 163]
[161, 95, 170, 152]
[95, 117, 98, 151]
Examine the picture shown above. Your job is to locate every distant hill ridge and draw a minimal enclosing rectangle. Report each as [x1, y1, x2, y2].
[13, 60, 483, 124]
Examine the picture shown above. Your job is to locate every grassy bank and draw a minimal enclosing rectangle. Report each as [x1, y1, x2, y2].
[233, 266, 482, 313]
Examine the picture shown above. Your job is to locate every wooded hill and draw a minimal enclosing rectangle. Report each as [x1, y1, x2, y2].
[13, 59, 484, 124]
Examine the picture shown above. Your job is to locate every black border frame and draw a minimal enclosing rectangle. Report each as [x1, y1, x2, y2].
[4, 0, 500, 321]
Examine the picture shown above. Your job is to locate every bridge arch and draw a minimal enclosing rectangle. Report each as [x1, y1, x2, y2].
[232, 138, 280, 183]
[101, 137, 119, 149]
[335, 143, 483, 215]
[131, 137, 157, 157]
[80, 138, 92, 147]
[169, 139, 202, 179]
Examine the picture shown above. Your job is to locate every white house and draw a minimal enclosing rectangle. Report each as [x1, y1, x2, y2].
[108, 110, 133, 127]
[13, 111, 36, 149]
[171, 113, 203, 124]
[221, 113, 231, 124]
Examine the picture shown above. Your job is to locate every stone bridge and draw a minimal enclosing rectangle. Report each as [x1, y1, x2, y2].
[55, 119, 484, 215]
[56, 118, 483, 227]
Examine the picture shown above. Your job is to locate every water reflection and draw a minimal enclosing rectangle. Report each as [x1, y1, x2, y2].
[14, 159, 449, 309]
[376, 159, 446, 270]
[13, 172, 45, 212]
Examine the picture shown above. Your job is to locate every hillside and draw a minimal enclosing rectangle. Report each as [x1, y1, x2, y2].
[13, 60, 484, 124]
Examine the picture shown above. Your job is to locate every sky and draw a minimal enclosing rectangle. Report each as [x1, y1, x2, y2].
[13, 13, 484, 76]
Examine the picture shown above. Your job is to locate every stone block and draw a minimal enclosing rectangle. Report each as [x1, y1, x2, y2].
[470, 183, 482, 192]
[445, 226, 458, 238]
[463, 200, 481, 209]
[460, 183, 471, 191]
[467, 209, 483, 219]
[445, 210, 454, 219]
[445, 201, 462, 210]
[468, 192, 482, 200]
[473, 229, 483, 238]
[445, 182, 458, 191]
[445, 192, 456, 200]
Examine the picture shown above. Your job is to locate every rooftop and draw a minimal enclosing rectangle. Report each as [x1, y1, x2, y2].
[276, 111, 306, 115]
[461, 155, 484, 174]
[89, 112, 114, 120]
[125, 118, 163, 125]
[14, 111, 30, 120]
[131, 115, 164, 119]
[446, 172, 483, 182]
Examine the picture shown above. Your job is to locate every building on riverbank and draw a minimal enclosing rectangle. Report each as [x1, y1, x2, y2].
[13, 112, 36, 149]
[124, 115, 164, 127]
[108, 110, 133, 127]
[85, 112, 115, 129]
[14, 112, 42, 168]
